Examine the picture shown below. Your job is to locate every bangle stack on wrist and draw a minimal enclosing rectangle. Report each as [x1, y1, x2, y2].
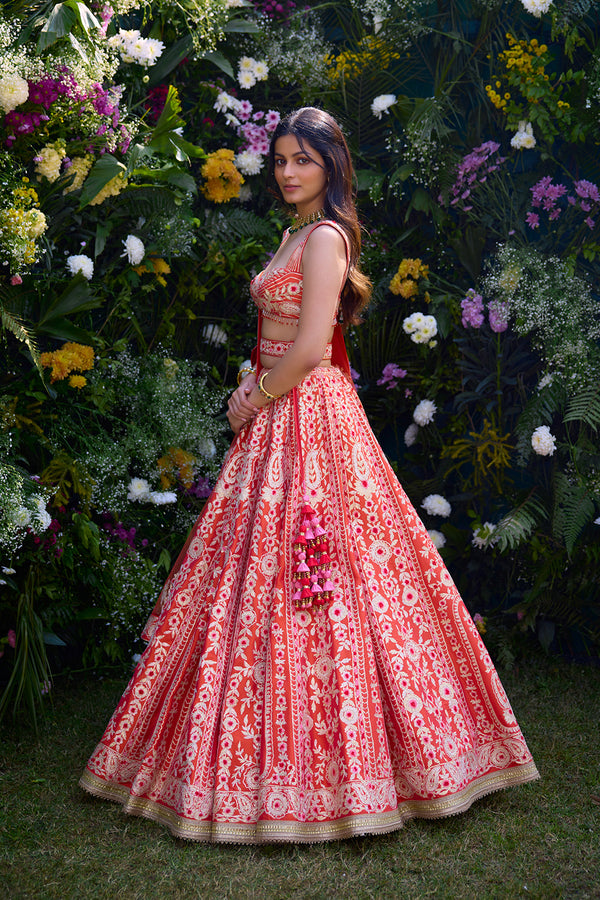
[237, 366, 255, 385]
[257, 371, 280, 402]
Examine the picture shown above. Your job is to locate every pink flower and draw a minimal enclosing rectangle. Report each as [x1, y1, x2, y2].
[461, 289, 484, 328]
[585, 217, 596, 230]
[10, 274, 23, 285]
[7, 630, 16, 648]
[377, 363, 407, 390]
[525, 212, 539, 229]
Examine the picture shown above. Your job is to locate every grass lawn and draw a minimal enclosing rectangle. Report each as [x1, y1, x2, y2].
[1, 657, 598, 900]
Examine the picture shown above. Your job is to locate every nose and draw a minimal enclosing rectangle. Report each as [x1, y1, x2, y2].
[282, 160, 295, 179]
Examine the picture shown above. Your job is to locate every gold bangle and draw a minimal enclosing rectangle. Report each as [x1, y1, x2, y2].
[237, 366, 254, 385]
[258, 370, 280, 401]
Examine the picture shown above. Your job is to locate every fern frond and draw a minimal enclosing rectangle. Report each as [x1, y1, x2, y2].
[1, 305, 44, 380]
[552, 472, 596, 556]
[563, 384, 600, 431]
[514, 381, 566, 465]
[202, 208, 275, 243]
[493, 493, 548, 551]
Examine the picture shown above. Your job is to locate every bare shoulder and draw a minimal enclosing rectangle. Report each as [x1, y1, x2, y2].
[303, 223, 347, 258]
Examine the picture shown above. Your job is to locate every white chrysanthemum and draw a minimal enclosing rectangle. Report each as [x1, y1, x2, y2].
[235, 150, 264, 176]
[0, 73, 29, 113]
[427, 529, 446, 549]
[237, 184, 252, 202]
[122, 234, 145, 265]
[35, 509, 52, 531]
[404, 423, 419, 447]
[203, 323, 228, 346]
[149, 491, 177, 505]
[404, 312, 438, 345]
[127, 477, 151, 501]
[12, 507, 31, 528]
[238, 56, 255, 72]
[472, 522, 497, 549]
[520, 0, 553, 16]
[66, 254, 94, 280]
[537, 373, 554, 391]
[413, 399, 437, 426]
[113, 30, 164, 67]
[531, 425, 557, 456]
[35, 145, 65, 183]
[510, 121, 536, 149]
[371, 94, 397, 119]
[253, 60, 269, 81]
[214, 91, 238, 114]
[422, 494, 452, 517]
[238, 70, 256, 89]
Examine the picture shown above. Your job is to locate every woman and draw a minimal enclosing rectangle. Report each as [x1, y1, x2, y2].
[80, 108, 538, 843]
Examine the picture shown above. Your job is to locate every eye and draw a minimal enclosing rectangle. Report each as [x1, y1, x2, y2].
[274, 158, 285, 167]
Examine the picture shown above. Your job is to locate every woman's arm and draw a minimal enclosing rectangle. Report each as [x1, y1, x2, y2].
[246, 224, 347, 407]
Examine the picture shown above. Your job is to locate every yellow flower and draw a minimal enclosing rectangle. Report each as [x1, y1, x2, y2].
[63, 156, 93, 195]
[40, 342, 94, 382]
[201, 149, 244, 203]
[69, 375, 87, 389]
[158, 447, 195, 489]
[89, 173, 127, 206]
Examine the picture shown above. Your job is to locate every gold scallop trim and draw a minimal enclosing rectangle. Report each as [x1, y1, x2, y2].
[79, 762, 539, 844]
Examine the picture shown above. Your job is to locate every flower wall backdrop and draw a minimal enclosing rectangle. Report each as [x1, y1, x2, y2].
[1, 0, 600, 723]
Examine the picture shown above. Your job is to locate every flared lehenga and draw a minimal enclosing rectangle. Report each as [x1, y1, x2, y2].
[80, 364, 539, 842]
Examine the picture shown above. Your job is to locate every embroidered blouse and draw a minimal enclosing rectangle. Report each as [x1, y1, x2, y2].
[250, 220, 350, 328]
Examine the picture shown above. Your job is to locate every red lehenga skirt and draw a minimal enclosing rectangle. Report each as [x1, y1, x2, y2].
[80, 365, 539, 842]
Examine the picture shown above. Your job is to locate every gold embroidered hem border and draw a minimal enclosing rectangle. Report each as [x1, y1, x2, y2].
[79, 763, 539, 844]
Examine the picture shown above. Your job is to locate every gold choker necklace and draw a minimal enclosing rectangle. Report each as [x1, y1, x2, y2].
[288, 209, 326, 234]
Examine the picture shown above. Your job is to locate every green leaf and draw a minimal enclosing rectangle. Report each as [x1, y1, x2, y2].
[79, 154, 126, 209]
[94, 221, 111, 258]
[223, 17, 260, 33]
[148, 35, 193, 85]
[36, 319, 96, 343]
[38, 275, 100, 325]
[37, 3, 76, 50]
[43, 631, 67, 646]
[200, 50, 234, 79]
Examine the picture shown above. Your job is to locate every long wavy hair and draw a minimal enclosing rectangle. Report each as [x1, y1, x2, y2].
[268, 107, 372, 326]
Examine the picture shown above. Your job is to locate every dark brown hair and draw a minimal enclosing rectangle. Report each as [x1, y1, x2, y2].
[268, 107, 372, 326]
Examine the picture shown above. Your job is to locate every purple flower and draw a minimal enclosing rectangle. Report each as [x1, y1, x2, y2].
[350, 366, 361, 385]
[377, 363, 407, 390]
[526, 212, 539, 229]
[585, 217, 596, 230]
[488, 300, 509, 333]
[7, 630, 16, 648]
[461, 289, 484, 328]
[574, 179, 600, 203]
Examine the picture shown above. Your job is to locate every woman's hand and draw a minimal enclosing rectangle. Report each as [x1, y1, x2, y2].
[227, 374, 259, 434]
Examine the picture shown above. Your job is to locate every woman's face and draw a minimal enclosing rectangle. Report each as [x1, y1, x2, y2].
[273, 134, 328, 217]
